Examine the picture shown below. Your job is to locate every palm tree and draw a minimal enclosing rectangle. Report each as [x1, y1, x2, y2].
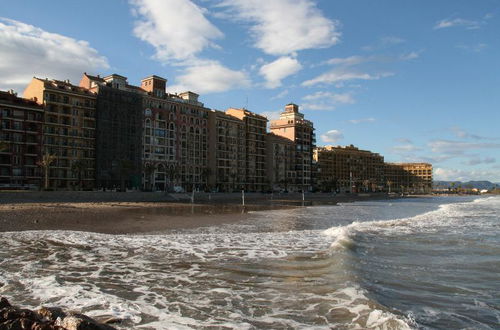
[200, 166, 212, 191]
[0, 140, 8, 152]
[118, 159, 134, 192]
[167, 165, 179, 191]
[71, 159, 87, 190]
[143, 163, 156, 191]
[37, 153, 56, 190]
[229, 169, 237, 192]
[386, 180, 392, 193]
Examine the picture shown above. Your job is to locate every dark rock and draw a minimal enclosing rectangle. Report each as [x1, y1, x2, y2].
[0, 298, 10, 309]
[98, 317, 121, 325]
[55, 314, 116, 330]
[36, 307, 66, 322]
[0, 317, 34, 330]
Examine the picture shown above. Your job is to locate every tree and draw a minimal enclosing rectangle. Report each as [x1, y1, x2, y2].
[37, 153, 56, 190]
[70, 159, 87, 190]
[166, 165, 179, 191]
[0, 140, 8, 152]
[201, 166, 212, 191]
[118, 159, 134, 192]
[143, 163, 156, 191]
[229, 169, 237, 192]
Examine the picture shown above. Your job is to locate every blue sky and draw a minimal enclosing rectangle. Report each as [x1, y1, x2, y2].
[1, 0, 499, 182]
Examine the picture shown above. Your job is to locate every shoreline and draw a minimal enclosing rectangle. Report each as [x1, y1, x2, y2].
[0, 191, 405, 234]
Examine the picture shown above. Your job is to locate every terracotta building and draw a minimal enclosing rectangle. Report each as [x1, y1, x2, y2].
[24, 78, 97, 189]
[140, 75, 211, 192]
[270, 104, 315, 192]
[314, 145, 385, 193]
[226, 108, 268, 191]
[385, 162, 433, 193]
[0, 90, 44, 189]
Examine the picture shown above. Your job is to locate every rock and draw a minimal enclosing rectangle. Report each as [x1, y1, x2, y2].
[36, 307, 66, 322]
[0, 298, 10, 309]
[55, 314, 117, 330]
[0, 317, 34, 330]
[99, 317, 122, 325]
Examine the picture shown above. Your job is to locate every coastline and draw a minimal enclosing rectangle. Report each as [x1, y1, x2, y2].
[1, 191, 399, 234]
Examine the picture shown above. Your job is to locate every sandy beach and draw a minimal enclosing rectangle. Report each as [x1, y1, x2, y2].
[0, 191, 395, 234]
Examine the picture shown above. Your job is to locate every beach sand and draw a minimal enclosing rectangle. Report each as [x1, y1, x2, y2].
[0, 191, 397, 234]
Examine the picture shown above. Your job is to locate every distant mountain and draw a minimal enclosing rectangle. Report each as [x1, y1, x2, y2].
[433, 180, 500, 190]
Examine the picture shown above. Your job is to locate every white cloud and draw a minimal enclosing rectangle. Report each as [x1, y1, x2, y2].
[463, 157, 496, 166]
[130, 0, 223, 62]
[348, 118, 375, 124]
[301, 91, 354, 111]
[390, 144, 422, 154]
[434, 18, 481, 30]
[271, 89, 289, 100]
[456, 43, 488, 53]
[395, 138, 413, 144]
[303, 91, 354, 103]
[0, 18, 109, 92]
[324, 55, 370, 66]
[321, 130, 344, 143]
[302, 70, 393, 87]
[434, 167, 500, 182]
[168, 61, 250, 94]
[362, 36, 405, 51]
[259, 110, 281, 121]
[428, 140, 500, 155]
[218, 0, 340, 55]
[259, 56, 302, 88]
[450, 127, 498, 140]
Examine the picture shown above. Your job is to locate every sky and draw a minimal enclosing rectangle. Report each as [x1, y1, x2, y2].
[1, 0, 499, 182]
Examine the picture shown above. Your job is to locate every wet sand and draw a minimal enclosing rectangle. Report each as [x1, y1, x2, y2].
[0, 191, 397, 234]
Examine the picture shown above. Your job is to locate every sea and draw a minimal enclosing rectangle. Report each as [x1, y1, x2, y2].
[0, 195, 499, 329]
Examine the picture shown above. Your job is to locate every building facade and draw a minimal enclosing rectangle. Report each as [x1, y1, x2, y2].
[80, 73, 144, 190]
[226, 108, 268, 191]
[24, 78, 97, 189]
[270, 104, 315, 191]
[265, 133, 295, 191]
[0, 90, 44, 189]
[314, 145, 385, 192]
[140, 76, 211, 192]
[208, 110, 246, 192]
[385, 162, 433, 193]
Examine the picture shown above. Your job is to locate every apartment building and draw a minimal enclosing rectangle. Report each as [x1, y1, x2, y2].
[207, 110, 246, 192]
[140, 76, 210, 192]
[226, 108, 268, 191]
[24, 78, 97, 189]
[314, 145, 385, 192]
[270, 103, 315, 191]
[266, 133, 295, 191]
[385, 162, 433, 193]
[80, 73, 144, 190]
[0, 90, 44, 189]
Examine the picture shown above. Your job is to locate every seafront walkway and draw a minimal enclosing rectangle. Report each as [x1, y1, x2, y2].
[0, 190, 391, 205]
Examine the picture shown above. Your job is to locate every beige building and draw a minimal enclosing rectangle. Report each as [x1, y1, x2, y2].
[270, 103, 315, 191]
[314, 145, 385, 192]
[266, 133, 295, 191]
[385, 162, 433, 193]
[208, 110, 246, 191]
[226, 108, 268, 191]
[24, 78, 97, 189]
